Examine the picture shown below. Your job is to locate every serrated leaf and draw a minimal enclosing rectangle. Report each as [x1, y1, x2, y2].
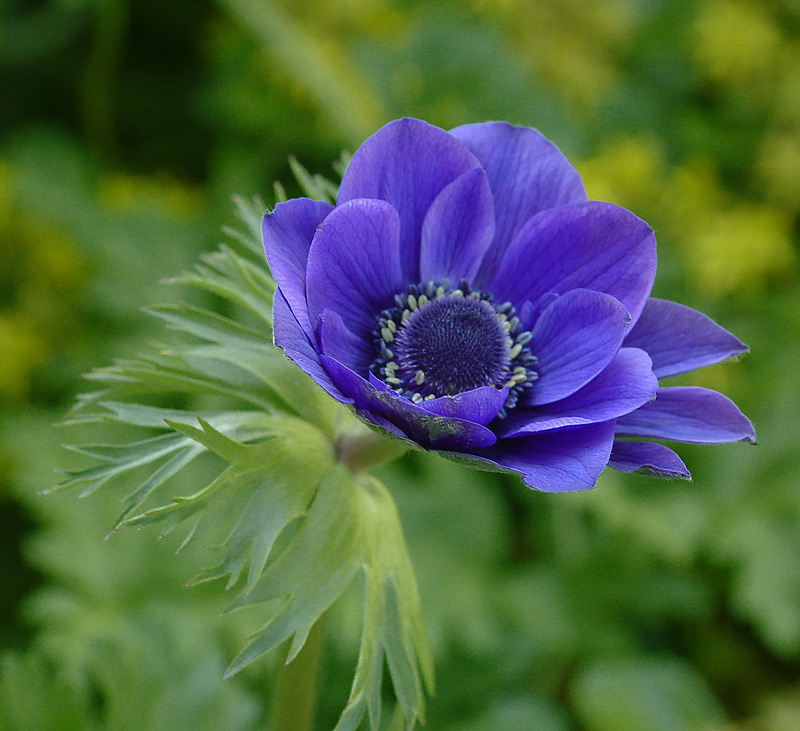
[85, 358, 275, 411]
[164, 265, 272, 329]
[94, 402, 215, 429]
[55, 410, 276, 506]
[125, 415, 335, 594]
[58, 195, 429, 730]
[222, 194, 267, 257]
[225, 467, 432, 730]
[288, 156, 339, 203]
[201, 244, 275, 296]
[146, 302, 267, 346]
[59, 432, 189, 496]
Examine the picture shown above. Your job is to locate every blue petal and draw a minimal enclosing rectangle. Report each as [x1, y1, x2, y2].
[519, 292, 559, 331]
[615, 386, 756, 443]
[320, 355, 498, 450]
[262, 198, 333, 340]
[464, 420, 616, 492]
[420, 385, 509, 426]
[306, 198, 404, 343]
[525, 288, 632, 406]
[419, 167, 495, 284]
[316, 308, 373, 376]
[491, 201, 656, 324]
[272, 290, 352, 404]
[499, 347, 657, 436]
[338, 118, 481, 282]
[608, 440, 691, 479]
[623, 297, 748, 378]
[359, 411, 411, 440]
[450, 121, 586, 286]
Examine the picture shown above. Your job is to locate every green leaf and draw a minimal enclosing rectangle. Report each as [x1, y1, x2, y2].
[58, 196, 430, 729]
[146, 302, 267, 346]
[225, 466, 432, 730]
[288, 156, 340, 203]
[570, 657, 725, 731]
[222, 194, 268, 257]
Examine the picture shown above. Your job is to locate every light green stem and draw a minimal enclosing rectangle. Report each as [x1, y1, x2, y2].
[271, 616, 326, 731]
[336, 427, 407, 474]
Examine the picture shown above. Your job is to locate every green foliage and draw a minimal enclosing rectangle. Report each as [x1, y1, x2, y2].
[1, 612, 260, 731]
[3, 0, 800, 729]
[45, 194, 431, 730]
[571, 658, 724, 731]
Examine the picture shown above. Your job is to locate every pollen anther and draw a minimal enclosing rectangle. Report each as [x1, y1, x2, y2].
[369, 279, 539, 419]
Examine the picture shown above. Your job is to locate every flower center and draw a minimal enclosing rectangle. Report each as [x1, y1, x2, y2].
[370, 280, 538, 418]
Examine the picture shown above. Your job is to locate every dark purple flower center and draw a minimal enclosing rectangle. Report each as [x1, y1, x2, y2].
[370, 280, 538, 418]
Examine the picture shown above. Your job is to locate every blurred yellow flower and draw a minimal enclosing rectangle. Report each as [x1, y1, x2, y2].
[757, 131, 800, 214]
[684, 204, 795, 296]
[693, 0, 781, 87]
[578, 136, 665, 211]
[100, 174, 204, 218]
[0, 313, 45, 402]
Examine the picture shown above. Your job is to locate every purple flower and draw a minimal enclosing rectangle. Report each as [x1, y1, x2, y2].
[263, 118, 754, 491]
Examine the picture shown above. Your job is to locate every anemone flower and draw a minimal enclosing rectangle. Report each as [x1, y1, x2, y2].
[263, 118, 754, 491]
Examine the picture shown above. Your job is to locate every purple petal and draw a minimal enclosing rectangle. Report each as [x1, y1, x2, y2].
[316, 308, 373, 375]
[419, 167, 495, 284]
[338, 118, 480, 282]
[491, 201, 656, 324]
[624, 297, 748, 378]
[615, 386, 756, 443]
[526, 288, 632, 406]
[449, 121, 586, 286]
[320, 355, 498, 450]
[359, 411, 411, 441]
[500, 347, 657, 436]
[519, 292, 559, 331]
[306, 198, 404, 343]
[463, 420, 616, 492]
[262, 198, 333, 340]
[608, 440, 691, 479]
[420, 385, 509, 426]
[272, 290, 351, 404]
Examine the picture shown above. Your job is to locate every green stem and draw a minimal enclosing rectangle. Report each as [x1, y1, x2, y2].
[336, 426, 407, 474]
[81, 0, 128, 160]
[271, 616, 326, 731]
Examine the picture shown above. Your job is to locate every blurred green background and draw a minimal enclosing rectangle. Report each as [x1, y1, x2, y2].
[2, 0, 799, 728]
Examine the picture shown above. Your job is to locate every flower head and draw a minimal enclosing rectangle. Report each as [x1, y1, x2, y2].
[263, 118, 754, 491]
